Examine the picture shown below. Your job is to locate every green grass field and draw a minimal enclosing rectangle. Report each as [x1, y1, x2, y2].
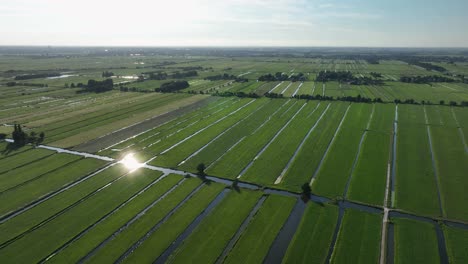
[393, 218, 440, 264]
[166, 190, 263, 263]
[283, 202, 339, 264]
[1, 51, 468, 263]
[223, 195, 296, 264]
[330, 209, 382, 264]
[444, 226, 468, 264]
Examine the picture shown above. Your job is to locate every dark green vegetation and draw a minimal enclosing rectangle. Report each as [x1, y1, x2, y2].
[1, 47, 468, 263]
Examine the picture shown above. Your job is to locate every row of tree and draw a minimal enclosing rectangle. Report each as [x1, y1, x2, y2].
[405, 60, 447, 72]
[6, 82, 48, 87]
[258, 72, 307, 82]
[315, 71, 384, 85]
[315, 70, 353, 82]
[82, 79, 114, 93]
[11, 124, 44, 146]
[102, 71, 114, 77]
[370, 72, 383, 78]
[148, 70, 198, 80]
[155, 80, 189, 92]
[204, 73, 248, 82]
[399, 75, 455, 83]
[213, 91, 260, 98]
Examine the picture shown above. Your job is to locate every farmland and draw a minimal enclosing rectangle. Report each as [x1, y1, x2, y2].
[1, 47, 468, 263]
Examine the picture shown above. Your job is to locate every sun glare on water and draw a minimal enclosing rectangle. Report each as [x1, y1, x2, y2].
[121, 153, 142, 172]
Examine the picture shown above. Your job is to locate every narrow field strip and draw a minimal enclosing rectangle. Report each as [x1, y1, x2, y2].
[166, 190, 263, 264]
[222, 195, 296, 264]
[330, 209, 382, 264]
[282, 203, 338, 264]
[177, 100, 269, 166]
[274, 103, 329, 184]
[0, 162, 119, 224]
[102, 98, 234, 152]
[280, 103, 347, 191]
[179, 100, 287, 172]
[110, 181, 207, 264]
[342, 103, 376, 197]
[136, 98, 237, 148]
[0, 168, 162, 263]
[238, 102, 307, 179]
[39, 93, 175, 134]
[250, 100, 291, 135]
[216, 195, 268, 264]
[41, 171, 175, 262]
[444, 225, 468, 263]
[153, 189, 231, 264]
[153, 99, 264, 167]
[291, 82, 303, 97]
[263, 199, 307, 264]
[150, 99, 256, 159]
[423, 106, 445, 217]
[120, 183, 226, 264]
[450, 108, 468, 153]
[310, 103, 352, 186]
[268, 81, 284, 93]
[392, 218, 440, 264]
[49, 175, 182, 262]
[0, 153, 80, 193]
[427, 106, 468, 221]
[44, 94, 184, 143]
[0, 165, 125, 246]
[0, 148, 54, 175]
[0, 157, 106, 218]
[81, 177, 202, 264]
[395, 105, 440, 217]
[280, 82, 293, 94]
[138, 100, 244, 152]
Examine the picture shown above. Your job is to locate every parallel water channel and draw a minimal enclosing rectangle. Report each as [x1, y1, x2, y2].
[3, 135, 468, 263]
[154, 189, 231, 264]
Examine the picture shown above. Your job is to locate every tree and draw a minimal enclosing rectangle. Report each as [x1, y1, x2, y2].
[301, 183, 311, 198]
[231, 179, 240, 192]
[439, 100, 445, 105]
[12, 124, 27, 146]
[39, 132, 45, 143]
[29, 131, 38, 145]
[197, 163, 206, 176]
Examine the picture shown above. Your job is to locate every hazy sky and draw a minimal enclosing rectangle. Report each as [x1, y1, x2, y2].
[1, 0, 467, 47]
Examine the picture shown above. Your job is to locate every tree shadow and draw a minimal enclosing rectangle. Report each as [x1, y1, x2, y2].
[1, 143, 21, 155]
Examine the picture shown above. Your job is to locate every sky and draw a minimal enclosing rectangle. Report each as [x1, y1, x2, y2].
[0, 0, 467, 47]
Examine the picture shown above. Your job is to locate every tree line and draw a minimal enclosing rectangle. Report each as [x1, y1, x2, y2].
[213, 91, 260, 98]
[148, 70, 198, 80]
[258, 72, 307, 82]
[404, 60, 447, 72]
[155, 80, 189, 92]
[81, 79, 114, 93]
[204, 73, 248, 83]
[316, 71, 384, 85]
[6, 82, 48, 87]
[102, 71, 114, 77]
[399, 75, 455, 83]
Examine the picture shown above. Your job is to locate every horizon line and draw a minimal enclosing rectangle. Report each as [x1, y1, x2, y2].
[1, 45, 468, 49]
